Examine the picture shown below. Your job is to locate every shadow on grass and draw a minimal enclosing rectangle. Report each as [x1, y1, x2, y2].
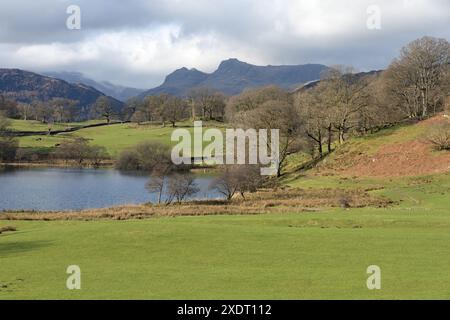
[0, 240, 53, 257]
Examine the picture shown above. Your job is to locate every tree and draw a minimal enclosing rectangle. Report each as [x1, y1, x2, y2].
[166, 173, 199, 204]
[295, 83, 333, 157]
[0, 95, 19, 118]
[52, 138, 109, 166]
[322, 66, 371, 144]
[0, 113, 19, 162]
[241, 99, 302, 177]
[124, 97, 144, 121]
[225, 86, 292, 122]
[92, 96, 115, 123]
[386, 36, 450, 119]
[116, 141, 174, 172]
[210, 165, 263, 200]
[161, 96, 189, 127]
[32, 101, 52, 123]
[17, 103, 33, 121]
[0, 113, 10, 131]
[138, 95, 168, 123]
[146, 163, 172, 204]
[188, 88, 225, 121]
[50, 98, 79, 122]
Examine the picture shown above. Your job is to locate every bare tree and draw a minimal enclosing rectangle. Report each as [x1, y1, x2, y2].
[146, 163, 173, 204]
[17, 103, 33, 121]
[166, 173, 199, 204]
[50, 98, 79, 122]
[321, 66, 371, 144]
[386, 36, 450, 119]
[241, 99, 302, 177]
[161, 96, 189, 127]
[188, 88, 227, 121]
[295, 83, 334, 157]
[225, 85, 292, 122]
[210, 165, 263, 200]
[92, 96, 115, 123]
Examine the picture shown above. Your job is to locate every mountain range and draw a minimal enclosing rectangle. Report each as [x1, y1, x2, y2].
[0, 59, 330, 116]
[43, 71, 145, 102]
[141, 59, 329, 97]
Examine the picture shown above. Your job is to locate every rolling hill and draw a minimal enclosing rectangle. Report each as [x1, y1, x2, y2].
[141, 58, 329, 97]
[0, 68, 124, 116]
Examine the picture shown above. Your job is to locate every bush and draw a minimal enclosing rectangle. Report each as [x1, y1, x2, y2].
[0, 138, 18, 162]
[52, 138, 110, 166]
[116, 141, 175, 172]
[427, 123, 450, 151]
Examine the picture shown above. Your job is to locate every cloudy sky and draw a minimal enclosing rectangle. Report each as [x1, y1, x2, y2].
[0, 0, 449, 88]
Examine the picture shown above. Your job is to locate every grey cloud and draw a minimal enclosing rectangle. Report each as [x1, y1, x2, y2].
[0, 0, 449, 88]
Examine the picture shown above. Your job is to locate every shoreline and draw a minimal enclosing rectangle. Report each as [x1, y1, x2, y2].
[0, 188, 392, 221]
[0, 161, 219, 172]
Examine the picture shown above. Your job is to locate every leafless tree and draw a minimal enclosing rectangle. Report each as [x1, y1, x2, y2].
[386, 36, 450, 119]
[92, 96, 115, 123]
[188, 88, 227, 121]
[166, 173, 199, 204]
[210, 165, 263, 200]
[146, 163, 173, 204]
[225, 85, 292, 122]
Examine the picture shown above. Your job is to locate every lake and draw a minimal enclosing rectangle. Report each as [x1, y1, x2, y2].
[0, 167, 222, 211]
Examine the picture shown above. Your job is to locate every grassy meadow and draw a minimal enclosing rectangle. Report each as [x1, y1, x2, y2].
[1, 173, 449, 299]
[1, 117, 449, 300]
[14, 120, 226, 156]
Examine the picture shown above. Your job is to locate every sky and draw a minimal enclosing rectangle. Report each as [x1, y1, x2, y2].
[0, 0, 449, 89]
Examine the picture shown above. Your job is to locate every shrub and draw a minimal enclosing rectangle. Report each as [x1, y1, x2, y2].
[52, 138, 110, 166]
[0, 138, 18, 162]
[0, 226, 17, 234]
[427, 123, 450, 151]
[116, 141, 180, 172]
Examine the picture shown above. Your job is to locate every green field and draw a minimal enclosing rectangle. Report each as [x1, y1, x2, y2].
[1, 173, 449, 299]
[9, 119, 104, 132]
[2, 117, 450, 299]
[15, 120, 226, 156]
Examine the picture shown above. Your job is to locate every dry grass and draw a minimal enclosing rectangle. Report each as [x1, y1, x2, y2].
[0, 188, 392, 221]
[0, 226, 17, 233]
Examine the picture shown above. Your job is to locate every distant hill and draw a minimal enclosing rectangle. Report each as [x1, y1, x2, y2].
[141, 59, 329, 97]
[0, 68, 124, 116]
[44, 71, 145, 102]
[295, 70, 384, 93]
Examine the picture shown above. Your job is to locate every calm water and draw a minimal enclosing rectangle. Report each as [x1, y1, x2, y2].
[0, 167, 221, 211]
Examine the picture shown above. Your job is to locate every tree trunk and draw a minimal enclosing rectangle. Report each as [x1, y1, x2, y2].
[158, 189, 162, 204]
[339, 129, 345, 144]
[191, 102, 196, 121]
[327, 125, 332, 153]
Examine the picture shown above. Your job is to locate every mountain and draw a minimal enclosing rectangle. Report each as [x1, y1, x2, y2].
[141, 59, 329, 97]
[44, 71, 145, 102]
[0, 69, 124, 116]
[294, 69, 384, 93]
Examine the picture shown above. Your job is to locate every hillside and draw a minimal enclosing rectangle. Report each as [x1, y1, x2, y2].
[141, 59, 329, 97]
[44, 71, 145, 102]
[0, 69, 124, 115]
[307, 115, 450, 177]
